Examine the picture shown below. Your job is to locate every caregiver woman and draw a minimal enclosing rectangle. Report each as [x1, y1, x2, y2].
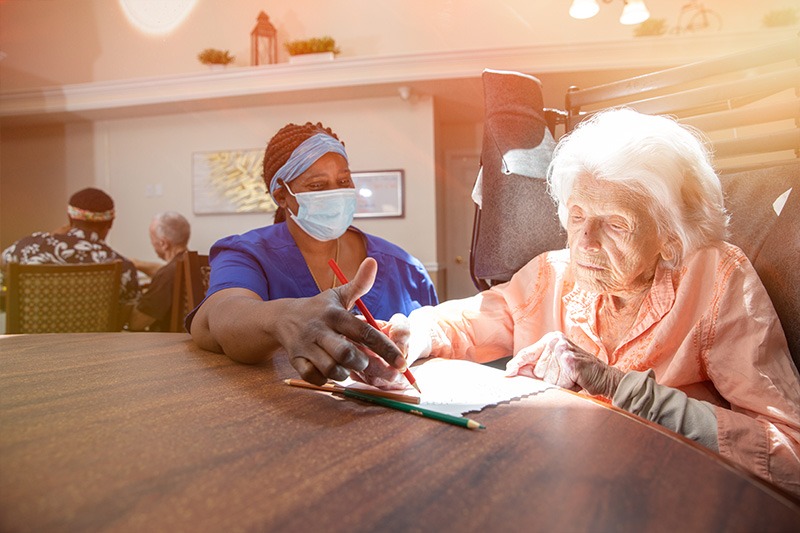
[188, 121, 438, 386]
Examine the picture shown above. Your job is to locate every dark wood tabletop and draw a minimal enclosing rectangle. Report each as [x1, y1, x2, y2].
[1, 333, 798, 532]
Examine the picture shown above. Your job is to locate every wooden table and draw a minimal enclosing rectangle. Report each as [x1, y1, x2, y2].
[2, 333, 798, 532]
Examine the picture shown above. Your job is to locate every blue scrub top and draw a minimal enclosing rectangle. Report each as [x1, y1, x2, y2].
[186, 223, 438, 329]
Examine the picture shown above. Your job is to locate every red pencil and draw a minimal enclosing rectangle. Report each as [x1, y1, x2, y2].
[328, 258, 421, 393]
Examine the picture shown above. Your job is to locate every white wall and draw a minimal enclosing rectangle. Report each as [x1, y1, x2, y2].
[95, 95, 437, 265]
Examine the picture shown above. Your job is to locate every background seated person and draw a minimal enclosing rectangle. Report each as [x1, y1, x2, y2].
[188, 121, 438, 384]
[1, 187, 140, 320]
[366, 109, 799, 497]
[128, 211, 191, 331]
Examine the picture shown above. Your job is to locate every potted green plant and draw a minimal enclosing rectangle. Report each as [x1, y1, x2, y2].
[284, 36, 340, 64]
[197, 48, 235, 68]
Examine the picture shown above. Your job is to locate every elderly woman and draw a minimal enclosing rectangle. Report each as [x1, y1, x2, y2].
[189, 121, 437, 385]
[363, 109, 800, 496]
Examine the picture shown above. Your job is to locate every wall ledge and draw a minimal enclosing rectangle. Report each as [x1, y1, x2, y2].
[1, 30, 794, 124]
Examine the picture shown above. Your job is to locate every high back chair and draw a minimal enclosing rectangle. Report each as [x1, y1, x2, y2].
[169, 251, 210, 332]
[718, 160, 800, 369]
[5, 261, 123, 333]
[469, 69, 564, 290]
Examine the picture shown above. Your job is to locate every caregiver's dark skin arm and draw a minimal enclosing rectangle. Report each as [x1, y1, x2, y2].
[190, 257, 407, 385]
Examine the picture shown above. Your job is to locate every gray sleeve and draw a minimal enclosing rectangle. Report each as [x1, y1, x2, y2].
[613, 370, 719, 452]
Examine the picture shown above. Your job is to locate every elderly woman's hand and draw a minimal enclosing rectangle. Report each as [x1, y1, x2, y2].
[383, 312, 432, 367]
[505, 331, 625, 399]
[346, 312, 435, 390]
[347, 333, 409, 390]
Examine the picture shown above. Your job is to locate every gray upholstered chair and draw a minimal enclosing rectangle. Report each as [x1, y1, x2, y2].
[720, 161, 800, 369]
[470, 69, 563, 290]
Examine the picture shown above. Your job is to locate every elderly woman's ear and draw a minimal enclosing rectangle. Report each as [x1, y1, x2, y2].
[658, 237, 682, 267]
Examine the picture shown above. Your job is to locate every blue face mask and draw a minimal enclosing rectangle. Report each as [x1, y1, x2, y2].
[286, 186, 357, 241]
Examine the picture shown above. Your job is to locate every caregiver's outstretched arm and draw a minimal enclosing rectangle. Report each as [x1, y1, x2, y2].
[189, 258, 407, 386]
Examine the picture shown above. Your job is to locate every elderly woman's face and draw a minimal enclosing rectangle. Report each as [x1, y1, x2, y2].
[566, 175, 663, 295]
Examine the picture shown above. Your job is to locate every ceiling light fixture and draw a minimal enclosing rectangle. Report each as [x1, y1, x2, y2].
[569, 0, 650, 25]
[118, 0, 197, 35]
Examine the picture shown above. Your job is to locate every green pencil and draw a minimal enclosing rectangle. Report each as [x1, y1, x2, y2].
[343, 388, 486, 430]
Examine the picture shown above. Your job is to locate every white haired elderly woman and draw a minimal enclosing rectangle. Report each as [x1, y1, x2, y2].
[358, 108, 800, 496]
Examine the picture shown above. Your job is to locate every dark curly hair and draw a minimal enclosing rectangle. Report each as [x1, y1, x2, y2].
[263, 122, 343, 224]
[69, 187, 114, 213]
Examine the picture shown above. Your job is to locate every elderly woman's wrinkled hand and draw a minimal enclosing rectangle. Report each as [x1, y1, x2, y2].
[383, 312, 432, 367]
[346, 312, 434, 390]
[347, 314, 418, 390]
[505, 331, 624, 399]
[347, 332, 408, 390]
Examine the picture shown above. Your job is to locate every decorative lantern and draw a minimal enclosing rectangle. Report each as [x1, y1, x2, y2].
[250, 11, 277, 65]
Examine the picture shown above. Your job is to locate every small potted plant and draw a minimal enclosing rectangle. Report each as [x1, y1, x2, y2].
[197, 48, 235, 69]
[284, 36, 340, 64]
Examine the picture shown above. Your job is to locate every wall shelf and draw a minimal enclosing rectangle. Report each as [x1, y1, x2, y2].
[1, 30, 793, 125]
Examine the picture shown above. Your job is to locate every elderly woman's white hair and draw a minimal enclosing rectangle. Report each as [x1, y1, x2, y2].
[547, 108, 728, 268]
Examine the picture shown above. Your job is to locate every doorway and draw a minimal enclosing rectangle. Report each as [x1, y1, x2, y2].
[443, 152, 481, 300]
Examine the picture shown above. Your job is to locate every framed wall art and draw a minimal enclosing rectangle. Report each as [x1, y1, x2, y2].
[192, 149, 276, 215]
[352, 170, 404, 218]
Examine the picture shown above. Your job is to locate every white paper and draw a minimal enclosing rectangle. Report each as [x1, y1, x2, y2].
[344, 358, 554, 416]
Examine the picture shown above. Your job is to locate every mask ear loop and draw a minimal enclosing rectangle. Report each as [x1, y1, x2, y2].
[277, 179, 300, 218]
[278, 178, 296, 198]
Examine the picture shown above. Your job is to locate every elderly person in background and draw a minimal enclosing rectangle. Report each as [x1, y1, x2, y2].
[1, 187, 140, 312]
[188, 121, 438, 384]
[128, 211, 191, 331]
[358, 109, 799, 496]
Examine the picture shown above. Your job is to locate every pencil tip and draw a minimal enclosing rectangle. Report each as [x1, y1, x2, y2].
[412, 382, 421, 393]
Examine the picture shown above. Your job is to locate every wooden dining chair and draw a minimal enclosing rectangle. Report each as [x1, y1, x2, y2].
[168, 253, 188, 332]
[5, 261, 123, 334]
[184, 251, 210, 310]
[168, 251, 210, 332]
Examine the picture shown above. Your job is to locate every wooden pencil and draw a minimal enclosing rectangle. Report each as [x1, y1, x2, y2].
[343, 388, 485, 430]
[284, 378, 421, 404]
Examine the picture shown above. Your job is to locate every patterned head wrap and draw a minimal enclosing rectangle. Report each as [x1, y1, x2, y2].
[67, 188, 115, 222]
[67, 205, 115, 222]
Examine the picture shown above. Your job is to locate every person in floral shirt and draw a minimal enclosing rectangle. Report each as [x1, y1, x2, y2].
[2, 187, 140, 308]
